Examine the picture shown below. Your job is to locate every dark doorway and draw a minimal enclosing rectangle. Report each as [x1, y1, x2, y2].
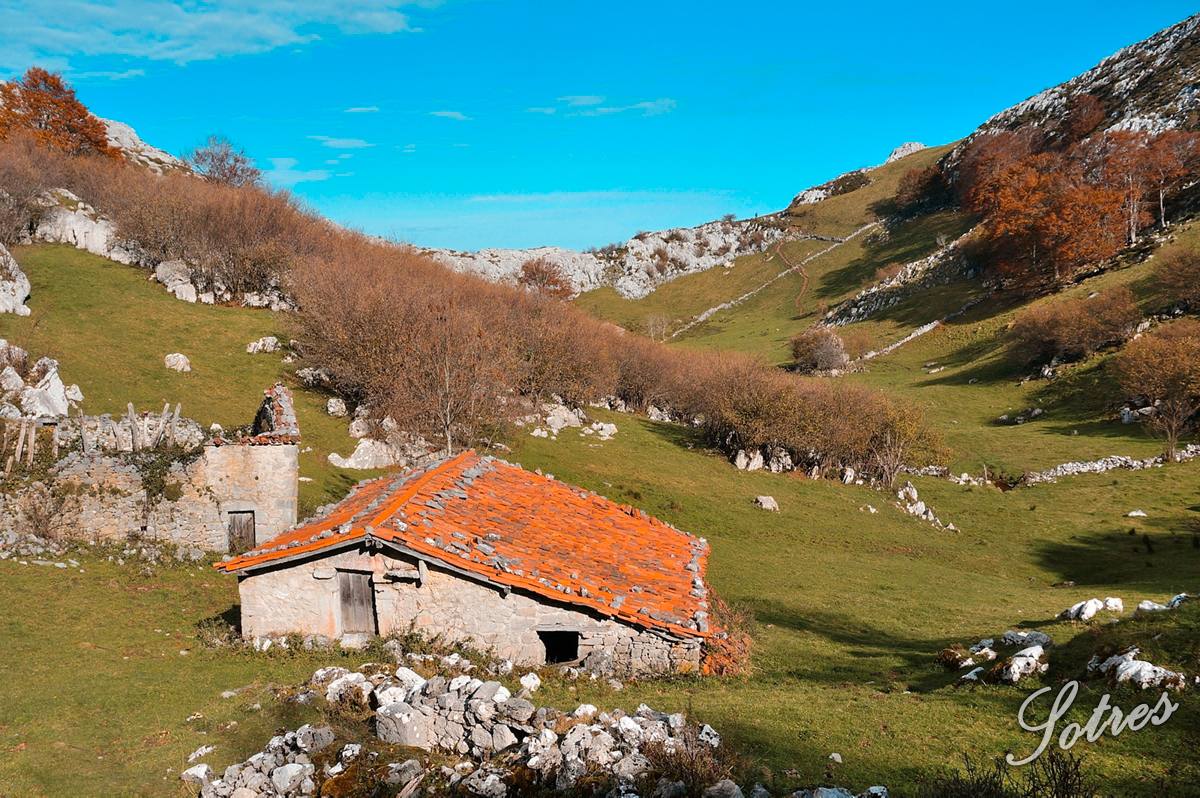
[538, 630, 580, 664]
[338, 571, 377, 635]
[227, 511, 255, 553]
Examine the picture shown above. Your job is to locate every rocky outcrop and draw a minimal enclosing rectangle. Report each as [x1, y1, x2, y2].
[0, 342, 83, 420]
[99, 118, 188, 174]
[31, 189, 142, 265]
[165, 353, 192, 372]
[427, 217, 788, 300]
[884, 142, 926, 163]
[825, 230, 973, 326]
[0, 242, 31, 316]
[953, 13, 1200, 157]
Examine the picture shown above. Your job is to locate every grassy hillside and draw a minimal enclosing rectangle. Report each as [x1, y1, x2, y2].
[0, 244, 377, 513]
[0, 245, 1198, 795]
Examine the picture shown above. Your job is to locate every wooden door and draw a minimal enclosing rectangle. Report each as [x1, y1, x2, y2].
[227, 511, 255, 554]
[338, 571, 376, 635]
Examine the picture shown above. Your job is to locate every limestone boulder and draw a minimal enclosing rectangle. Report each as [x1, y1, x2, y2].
[328, 438, 402, 469]
[0, 242, 31, 317]
[754, 495, 779, 512]
[376, 701, 433, 749]
[164, 353, 192, 372]
[18, 366, 70, 418]
[246, 335, 281, 354]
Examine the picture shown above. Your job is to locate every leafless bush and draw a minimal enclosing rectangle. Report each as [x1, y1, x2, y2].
[1008, 287, 1141, 365]
[790, 326, 849, 372]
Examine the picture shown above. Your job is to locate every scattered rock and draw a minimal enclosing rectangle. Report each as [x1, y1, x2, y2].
[753, 495, 779, 512]
[164, 353, 192, 372]
[326, 397, 347, 417]
[1088, 647, 1187, 690]
[246, 336, 280, 354]
[0, 242, 31, 317]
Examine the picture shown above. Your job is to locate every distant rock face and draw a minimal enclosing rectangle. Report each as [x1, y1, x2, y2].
[100, 118, 187, 174]
[957, 13, 1200, 151]
[0, 242, 31, 316]
[884, 142, 926, 163]
[426, 217, 786, 300]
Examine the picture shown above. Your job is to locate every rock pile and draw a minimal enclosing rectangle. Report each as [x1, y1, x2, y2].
[246, 336, 281, 354]
[945, 630, 1054, 684]
[189, 664, 888, 798]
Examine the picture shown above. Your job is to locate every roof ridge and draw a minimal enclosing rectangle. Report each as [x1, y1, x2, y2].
[364, 450, 474, 530]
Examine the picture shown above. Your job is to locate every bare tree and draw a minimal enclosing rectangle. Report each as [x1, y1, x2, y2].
[517, 257, 572, 298]
[186, 135, 261, 187]
[1116, 319, 1200, 461]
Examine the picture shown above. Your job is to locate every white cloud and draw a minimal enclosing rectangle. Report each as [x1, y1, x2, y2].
[558, 95, 604, 107]
[71, 68, 146, 81]
[528, 96, 677, 118]
[0, 1, 423, 70]
[579, 98, 677, 117]
[344, 105, 380, 113]
[308, 135, 374, 149]
[430, 110, 470, 121]
[264, 157, 330, 187]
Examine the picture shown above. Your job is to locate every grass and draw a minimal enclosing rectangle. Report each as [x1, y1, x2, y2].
[0, 244, 378, 514]
[2, 408, 1197, 795]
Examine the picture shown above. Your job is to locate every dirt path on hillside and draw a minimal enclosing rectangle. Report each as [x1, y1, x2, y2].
[669, 222, 878, 340]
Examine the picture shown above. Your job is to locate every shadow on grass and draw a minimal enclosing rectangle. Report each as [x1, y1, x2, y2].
[1032, 529, 1200, 590]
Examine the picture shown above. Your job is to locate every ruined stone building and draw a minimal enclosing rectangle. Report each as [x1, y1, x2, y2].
[218, 451, 715, 673]
[2, 384, 299, 553]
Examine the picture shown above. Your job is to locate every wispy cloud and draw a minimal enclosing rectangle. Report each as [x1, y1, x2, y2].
[430, 110, 471, 121]
[71, 67, 145, 81]
[558, 94, 604, 107]
[344, 105, 380, 113]
[264, 157, 330, 187]
[308, 135, 375, 149]
[527, 96, 677, 118]
[0, 1, 423, 71]
[467, 189, 711, 204]
[579, 98, 677, 117]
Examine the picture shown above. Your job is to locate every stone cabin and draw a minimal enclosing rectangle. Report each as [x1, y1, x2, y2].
[13, 384, 301, 553]
[217, 451, 715, 674]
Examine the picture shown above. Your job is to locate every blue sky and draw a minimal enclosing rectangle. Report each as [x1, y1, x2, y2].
[1, 1, 1196, 250]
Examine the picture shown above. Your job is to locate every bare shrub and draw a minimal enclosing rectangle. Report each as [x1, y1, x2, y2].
[790, 326, 849, 373]
[185, 135, 261, 187]
[517, 256, 572, 299]
[1008, 287, 1140, 365]
[639, 723, 739, 797]
[1154, 246, 1200, 309]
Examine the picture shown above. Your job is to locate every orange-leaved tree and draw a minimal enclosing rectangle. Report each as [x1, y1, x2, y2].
[0, 67, 116, 158]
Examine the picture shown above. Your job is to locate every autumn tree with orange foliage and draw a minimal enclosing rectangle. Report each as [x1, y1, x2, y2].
[1116, 318, 1200, 461]
[0, 68, 115, 158]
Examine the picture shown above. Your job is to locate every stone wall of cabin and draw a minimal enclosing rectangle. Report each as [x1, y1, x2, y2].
[0, 443, 298, 552]
[238, 544, 702, 675]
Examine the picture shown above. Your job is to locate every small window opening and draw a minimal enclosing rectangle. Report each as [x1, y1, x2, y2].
[538, 630, 580, 664]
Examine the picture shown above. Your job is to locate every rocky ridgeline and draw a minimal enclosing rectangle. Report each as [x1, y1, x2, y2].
[186, 662, 889, 798]
[99, 117, 187, 174]
[960, 13, 1200, 146]
[1022, 444, 1200, 485]
[0, 339, 83, 420]
[428, 217, 789, 300]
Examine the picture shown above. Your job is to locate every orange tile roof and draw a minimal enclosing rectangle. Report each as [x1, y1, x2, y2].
[217, 451, 713, 639]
